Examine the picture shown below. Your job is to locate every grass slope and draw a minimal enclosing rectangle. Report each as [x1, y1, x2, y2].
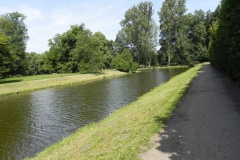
[0, 73, 79, 84]
[28, 65, 201, 160]
[0, 70, 127, 96]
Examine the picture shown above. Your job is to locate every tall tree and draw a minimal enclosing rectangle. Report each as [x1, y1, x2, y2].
[111, 49, 138, 72]
[158, 0, 187, 65]
[93, 32, 112, 69]
[71, 30, 104, 73]
[25, 52, 45, 75]
[187, 10, 208, 63]
[0, 32, 13, 77]
[146, 19, 159, 66]
[120, 1, 155, 65]
[208, 21, 218, 67]
[46, 24, 85, 73]
[0, 12, 29, 75]
[115, 29, 128, 54]
[205, 5, 220, 49]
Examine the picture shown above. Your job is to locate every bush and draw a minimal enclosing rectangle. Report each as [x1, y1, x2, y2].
[111, 49, 138, 72]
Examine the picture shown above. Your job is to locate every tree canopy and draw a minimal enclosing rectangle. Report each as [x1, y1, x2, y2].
[0, 12, 29, 75]
[158, 0, 208, 66]
[111, 49, 138, 72]
[0, 32, 13, 77]
[119, 1, 158, 66]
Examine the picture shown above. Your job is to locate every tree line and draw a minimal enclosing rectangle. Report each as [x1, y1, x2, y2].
[0, 0, 224, 78]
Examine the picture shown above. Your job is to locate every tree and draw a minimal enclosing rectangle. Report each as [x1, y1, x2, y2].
[0, 33, 13, 77]
[71, 30, 104, 73]
[57, 24, 85, 73]
[174, 15, 191, 65]
[45, 24, 105, 73]
[44, 34, 63, 73]
[111, 49, 138, 72]
[115, 29, 128, 54]
[25, 52, 45, 75]
[146, 19, 159, 66]
[158, 0, 187, 65]
[93, 32, 112, 69]
[120, 1, 156, 65]
[158, 0, 209, 66]
[187, 10, 208, 63]
[0, 12, 29, 75]
[205, 5, 220, 49]
[208, 21, 218, 67]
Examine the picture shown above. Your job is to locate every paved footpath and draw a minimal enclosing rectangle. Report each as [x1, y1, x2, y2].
[140, 64, 240, 160]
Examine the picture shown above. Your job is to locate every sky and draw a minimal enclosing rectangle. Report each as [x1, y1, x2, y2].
[0, 0, 221, 53]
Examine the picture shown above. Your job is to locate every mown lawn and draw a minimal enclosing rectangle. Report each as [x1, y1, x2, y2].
[0, 70, 127, 96]
[0, 73, 80, 84]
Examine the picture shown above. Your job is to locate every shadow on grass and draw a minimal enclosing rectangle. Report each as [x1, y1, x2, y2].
[0, 79, 22, 84]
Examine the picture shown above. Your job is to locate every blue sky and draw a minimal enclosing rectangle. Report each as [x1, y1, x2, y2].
[0, 0, 221, 53]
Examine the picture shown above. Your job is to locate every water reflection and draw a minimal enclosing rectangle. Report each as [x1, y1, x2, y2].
[0, 68, 188, 159]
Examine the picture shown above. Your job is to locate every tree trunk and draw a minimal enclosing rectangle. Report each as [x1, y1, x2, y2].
[148, 57, 151, 67]
[168, 53, 171, 66]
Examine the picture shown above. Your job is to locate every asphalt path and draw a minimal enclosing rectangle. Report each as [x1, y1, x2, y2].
[140, 64, 240, 160]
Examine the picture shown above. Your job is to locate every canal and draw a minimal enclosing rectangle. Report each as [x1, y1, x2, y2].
[0, 67, 188, 159]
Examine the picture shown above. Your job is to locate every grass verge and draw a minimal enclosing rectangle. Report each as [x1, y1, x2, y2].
[0, 73, 80, 84]
[27, 65, 202, 160]
[0, 70, 128, 96]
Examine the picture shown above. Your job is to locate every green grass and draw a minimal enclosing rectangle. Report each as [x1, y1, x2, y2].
[0, 73, 79, 84]
[27, 64, 202, 160]
[0, 70, 127, 96]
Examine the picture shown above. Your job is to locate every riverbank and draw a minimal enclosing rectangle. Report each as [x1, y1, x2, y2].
[0, 70, 128, 96]
[27, 65, 201, 160]
[138, 65, 189, 71]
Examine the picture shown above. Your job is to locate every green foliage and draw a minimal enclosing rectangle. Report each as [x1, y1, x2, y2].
[93, 32, 113, 69]
[104, 40, 118, 69]
[0, 33, 13, 77]
[73, 30, 104, 73]
[44, 24, 104, 73]
[209, 0, 240, 81]
[187, 10, 208, 63]
[111, 49, 138, 72]
[119, 1, 158, 66]
[25, 52, 45, 75]
[158, 0, 208, 66]
[208, 21, 218, 66]
[158, 0, 187, 65]
[0, 12, 29, 75]
[205, 6, 220, 49]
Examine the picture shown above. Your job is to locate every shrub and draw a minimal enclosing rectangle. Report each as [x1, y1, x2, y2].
[111, 49, 138, 72]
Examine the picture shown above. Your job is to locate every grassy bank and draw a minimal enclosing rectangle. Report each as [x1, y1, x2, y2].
[0, 70, 127, 96]
[27, 65, 202, 160]
[0, 73, 80, 84]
